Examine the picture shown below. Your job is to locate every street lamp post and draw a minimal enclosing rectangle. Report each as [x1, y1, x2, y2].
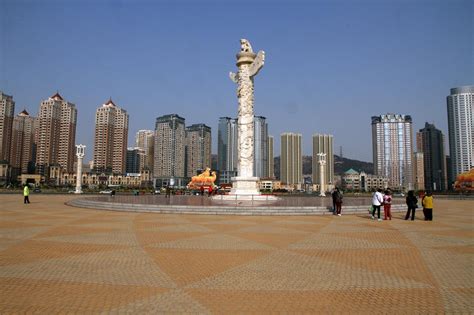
[75, 144, 86, 194]
[317, 153, 327, 197]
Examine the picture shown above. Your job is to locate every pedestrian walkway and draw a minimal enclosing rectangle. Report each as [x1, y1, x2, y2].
[0, 194, 472, 313]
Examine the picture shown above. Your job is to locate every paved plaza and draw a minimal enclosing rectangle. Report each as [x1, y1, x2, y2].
[0, 194, 472, 313]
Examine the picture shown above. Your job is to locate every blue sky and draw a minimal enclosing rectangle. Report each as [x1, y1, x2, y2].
[1, 0, 472, 162]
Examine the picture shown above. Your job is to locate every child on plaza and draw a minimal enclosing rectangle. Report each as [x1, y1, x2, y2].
[383, 189, 392, 220]
[422, 191, 434, 221]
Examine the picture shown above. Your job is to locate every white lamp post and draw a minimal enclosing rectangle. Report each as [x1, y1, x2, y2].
[75, 144, 86, 194]
[317, 153, 326, 196]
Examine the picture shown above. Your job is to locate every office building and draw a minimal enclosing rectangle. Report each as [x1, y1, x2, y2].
[217, 117, 238, 174]
[217, 116, 269, 183]
[10, 110, 36, 175]
[185, 123, 211, 177]
[280, 133, 302, 188]
[447, 86, 473, 179]
[36, 93, 77, 176]
[254, 116, 268, 178]
[126, 147, 144, 174]
[154, 114, 185, 179]
[267, 135, 274, 178]
[417, 122, 447, 191]
[93, 98, 129, 174]
[0, 91, 15, 162]
[372, 114, 414, 190]
[135, 130, 154, 171]
[312, 134, 334, 187]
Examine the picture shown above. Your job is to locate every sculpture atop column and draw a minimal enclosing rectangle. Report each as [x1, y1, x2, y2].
[228, 39, 265, 196]
[317, 153, 326, 196]
[75, 144, 86, 194]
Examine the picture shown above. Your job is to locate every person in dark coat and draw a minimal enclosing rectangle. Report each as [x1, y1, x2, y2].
[405, 190, 418, 221]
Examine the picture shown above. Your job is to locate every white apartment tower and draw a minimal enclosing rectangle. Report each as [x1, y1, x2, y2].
[447, 86, 473, 178]
[280, 133, 302, 187]
[93, 98, 129, 174]
[0, 91, 15, 162]
[36, 93, 77, 175]
[185, 124, 211, 177]
[154, 114, 185, 178]
[312, 134, 334, 187]
[135, 130, 154, 171]
[10, 110, 36, 175]
[372, 114, 414, 190]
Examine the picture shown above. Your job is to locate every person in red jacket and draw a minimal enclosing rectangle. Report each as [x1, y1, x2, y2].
[383, 189, 392, 220]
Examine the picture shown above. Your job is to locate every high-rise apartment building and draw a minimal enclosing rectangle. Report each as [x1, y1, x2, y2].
[10, 110, 36, 175]
[417, 122, 447, 191]
[372, 114, 414, 190]
[254, 116, 268, 178]
[413, 152, 425, 191]
[185, 124, 211, 177]
[154, 114, 185, 178]
[280, 133, 302, 187]
[267, 135, 274, 178]
[0, 91, 15, 162]
[93, 99, 129, 174]
[135, 130, 154, 171]
[36, 93, 77, 176]
[447, 86, 473, 179]
[312, 134, 334, 187]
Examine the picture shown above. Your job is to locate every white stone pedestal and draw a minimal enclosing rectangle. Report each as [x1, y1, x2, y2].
[230, 176, 260, 196]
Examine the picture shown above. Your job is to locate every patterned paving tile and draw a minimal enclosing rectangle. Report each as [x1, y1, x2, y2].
[0, 195, 471, 313]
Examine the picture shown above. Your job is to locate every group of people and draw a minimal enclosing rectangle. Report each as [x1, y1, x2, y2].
[332, 187, 434, 221]
[404, 190, 434, 221]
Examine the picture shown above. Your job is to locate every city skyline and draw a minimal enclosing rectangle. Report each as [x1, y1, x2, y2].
[1, 0, 472, 162]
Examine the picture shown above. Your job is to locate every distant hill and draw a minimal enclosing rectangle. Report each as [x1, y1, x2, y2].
[212, 154, 373, 179]
[274, 155, 373, 179]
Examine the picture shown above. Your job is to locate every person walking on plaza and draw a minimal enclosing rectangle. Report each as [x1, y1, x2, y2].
[371, 188, 384, 221]
[23, 184, 30, 204]
[333, 188, 343, 216]
[405, 190, 418, 221]
[422, 191, 434, 221]
[383, 189, 392, 220]
[331, 187, 339, 214]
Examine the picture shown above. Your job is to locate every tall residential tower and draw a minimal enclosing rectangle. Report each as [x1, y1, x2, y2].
[447, 86, 473, 180]
[0, 92, 15, 162]
[372, 114, 414, 190]
[93, 99, 129, 174]
[10, 110, 36, 175]
[36, 93, 77, 176]
[280, 133, 302, 188]
[312, 134, 334, 188]
[154, 114, 186, 179]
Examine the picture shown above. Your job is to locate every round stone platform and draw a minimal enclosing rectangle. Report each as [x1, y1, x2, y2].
[67, 195, 407, 216]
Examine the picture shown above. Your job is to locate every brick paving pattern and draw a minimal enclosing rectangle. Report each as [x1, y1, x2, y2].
[0, 194, 472, 313]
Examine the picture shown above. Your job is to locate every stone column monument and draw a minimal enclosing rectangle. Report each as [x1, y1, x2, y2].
[229, 39, 265, 196]
[75, 144, 86, 194]
[317, 153, 326, 196]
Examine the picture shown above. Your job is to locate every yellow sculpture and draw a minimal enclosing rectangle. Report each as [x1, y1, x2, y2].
[454, 168, 474, 191]
[188, 168, 217, 189]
